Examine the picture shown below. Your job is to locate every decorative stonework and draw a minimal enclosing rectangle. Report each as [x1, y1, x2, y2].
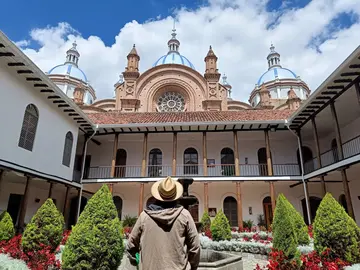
[156, 91, 186, 112]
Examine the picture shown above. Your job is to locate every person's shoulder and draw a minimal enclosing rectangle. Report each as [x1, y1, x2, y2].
[179, 208, 192, 219]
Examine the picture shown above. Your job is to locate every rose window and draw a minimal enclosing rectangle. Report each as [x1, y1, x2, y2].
[157, 92, 185, 112]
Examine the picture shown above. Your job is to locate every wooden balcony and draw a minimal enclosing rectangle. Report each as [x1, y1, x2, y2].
[84, 163, 301, 179]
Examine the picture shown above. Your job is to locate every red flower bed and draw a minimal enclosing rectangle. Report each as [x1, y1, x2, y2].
[123, 226, 133, 239]
[308, 225, 314, 239]
[0, 235, 61, 270]
[256, 248, 350, 270]
[60, 230, 71, 246]
[204, 229, 212, 239]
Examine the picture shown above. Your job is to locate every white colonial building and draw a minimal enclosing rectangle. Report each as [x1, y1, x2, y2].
[0, 28, 360, 231]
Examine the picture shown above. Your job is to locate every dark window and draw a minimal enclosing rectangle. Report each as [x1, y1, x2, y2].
[302, 196, 322, 225]
[331, 139, 339, 163]
[148, 148, 162, 177]
[297, 147, 314, 174]
[224, 196, 237, 227]
[257, 148, 268, 176]
[7, 194, 23, 226]
[113, 196, 123, 220]
[18, 104, 39, 151]
[115, 149, 127, 178]
[184, 148, 198, 175]
[339, 194, 348, 214]
[221, 148, 235, 176]
[62, 132, 73, 167]
[188, 195, 199, 222]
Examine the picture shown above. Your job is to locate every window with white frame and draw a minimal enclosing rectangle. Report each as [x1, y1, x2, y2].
[18, 104, 39, 151]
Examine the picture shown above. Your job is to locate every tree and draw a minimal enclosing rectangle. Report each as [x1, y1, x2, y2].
[0, 211, 15, 241]
[210, 210, 231, 241]
[272, 194, 298, 259]
[314, 193, 360, 264]
[284, 198, 309, 245]
[21, 199, 64, 252]
[62, 184, 124, 270]
[200, 211, 211, 232]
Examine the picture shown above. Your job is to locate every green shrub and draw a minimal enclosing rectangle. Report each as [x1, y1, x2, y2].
[314, 193, 360, 264]
[62, 184, 124, 270]
[284, 198, 309, 245]
[272, 194, 298, 258]
[122, 215, 137, 228]
[200, 211, 211, 232]
[0, 212, 15, 241]
[243, 219, 254, 229]
[210, 209, 231, 241]
[21, 199, 64, 252]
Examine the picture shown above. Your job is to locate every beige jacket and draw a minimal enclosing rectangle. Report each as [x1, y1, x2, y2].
[126, 204, 200, 270]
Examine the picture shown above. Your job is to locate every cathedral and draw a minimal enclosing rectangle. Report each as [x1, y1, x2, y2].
[1, 27, 360, 231]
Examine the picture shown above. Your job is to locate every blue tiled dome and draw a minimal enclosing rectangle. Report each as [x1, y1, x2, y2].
[153, 52, 195, 69]
[48, 63, 88, 82]
[257, 67, 297, 85]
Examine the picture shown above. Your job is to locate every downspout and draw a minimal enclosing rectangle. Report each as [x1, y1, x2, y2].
[285, 120, 312, 225]
[76, 125, 98, 220]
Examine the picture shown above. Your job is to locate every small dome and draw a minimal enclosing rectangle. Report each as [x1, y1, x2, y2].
[153, 52, 195, 69]
[257, 67, 297, 85]
[48, 63, 88, 82]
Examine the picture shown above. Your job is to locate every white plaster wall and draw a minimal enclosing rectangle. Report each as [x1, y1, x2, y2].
[0, 63, 79, 181]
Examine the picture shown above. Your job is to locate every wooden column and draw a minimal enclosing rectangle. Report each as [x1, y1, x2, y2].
[204, 183, 209, 213]
[330, 102, 355, 220]
[75, 189, 81, 223]
[0, 170, 5, 194]
[48, 182, 54, 198]
[203, 132, 209, 213]
[236, 182, 243, 229]
[355, 82, 360, 103]
[139, 133, 148, 215]
[63, 186, 70, 215]
[172, 132, 177, 175]
[233, 131, 240, 176]
[110, 133, 119, 194]
[18, 176, 32, 230]
[311, 118, 326, 196]
[265, 130, 275, 214]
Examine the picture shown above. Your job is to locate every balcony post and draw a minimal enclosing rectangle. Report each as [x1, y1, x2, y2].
[311, 118, 326, 196]
[139, 133, 148, 215]
[341, 169, 355, 220]
[298, 130, 311, 221]
[18, 176, 32, 231]
[355, 82, 360, 103]
[0, 170, 4, 194]
[233, 131, 240, 176]
[63, 186, 70, 216]
[236, 182, 243, 229]
[172, 132, 177, 176]
[48, 182, 54, 198]
[110, 133, 119, 193]
[265, 130, 276, 215]
[202, 132, 209, 213]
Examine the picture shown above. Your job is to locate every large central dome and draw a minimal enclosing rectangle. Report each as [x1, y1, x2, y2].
[152, 27, 195, 70]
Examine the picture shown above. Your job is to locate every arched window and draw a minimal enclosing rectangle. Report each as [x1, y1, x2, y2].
[18, 104, 39, 151]
[184, 148, 198, 175]
[148, 148, 162, 177]
[331, 139, 339, 163]
[62, 132, 73, 167]
[113, 196, 123, 220]
[339, 194, 348, 214]
[115, 149, 127, 177]
[262, 196, 273, 229]
[223, 196, 237, 227]
[221, 148, 235, 176]
[257, 148, 268, 176]
[301, 196, 321, 225]
[297, 146, 314, 174]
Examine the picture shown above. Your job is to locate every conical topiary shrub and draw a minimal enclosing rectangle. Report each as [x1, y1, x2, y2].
[200, 211, 211, 232]
[0, 211, 15, 241]
[21, 198, 64, 252]
[210, 209, 231, 241]
[62, 184, 124, 270]
[313, 193, 360, 264]
[272, 194, 298, 258]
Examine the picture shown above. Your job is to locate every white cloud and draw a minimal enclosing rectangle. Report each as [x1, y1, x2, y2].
[17, 0, 360, 102]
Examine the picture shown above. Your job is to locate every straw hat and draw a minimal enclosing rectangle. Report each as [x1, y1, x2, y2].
[151, 176, 183, 202]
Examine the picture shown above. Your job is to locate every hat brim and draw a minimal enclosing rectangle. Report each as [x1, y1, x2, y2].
[151, 180, 184, 202]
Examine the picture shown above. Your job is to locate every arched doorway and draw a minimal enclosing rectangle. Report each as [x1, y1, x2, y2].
[297, 146, 314, 174]
[331, 139, 339, 163]
[258, 148, 268, 176]
[262, 196, 273, 229]
[301, 196, 321, 225]
[339, 194, 348, 214]
[68, 196, 87, 229]
[221, 148, 235, 176]
[223, 196, 238, 227]
[148, 148, 162, 177]
[113, 196, 123, 220]
[115, 149, 127, 177]
[184, 148, 198, 175]
[188, 195, 199, 222]
[146, 196, 157, 208]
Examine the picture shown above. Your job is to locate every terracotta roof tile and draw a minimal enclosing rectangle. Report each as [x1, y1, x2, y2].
[87, 110, 294, 125]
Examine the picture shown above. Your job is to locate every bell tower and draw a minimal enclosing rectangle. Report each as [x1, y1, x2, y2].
[115, 45, 141, 111]
[203, 46, 224, 111]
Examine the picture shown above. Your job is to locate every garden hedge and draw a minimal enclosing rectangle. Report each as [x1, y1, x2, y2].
[62, 184, 124, 270]
[314, 193, 360, 264]
[21, 198, 64, 252]
[200, 211, 211, 232]
[210, 209, 231, 241]
[0, 211, 15, 242]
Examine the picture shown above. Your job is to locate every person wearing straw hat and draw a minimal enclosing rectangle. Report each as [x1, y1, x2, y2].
[126, 176, 200, 270]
